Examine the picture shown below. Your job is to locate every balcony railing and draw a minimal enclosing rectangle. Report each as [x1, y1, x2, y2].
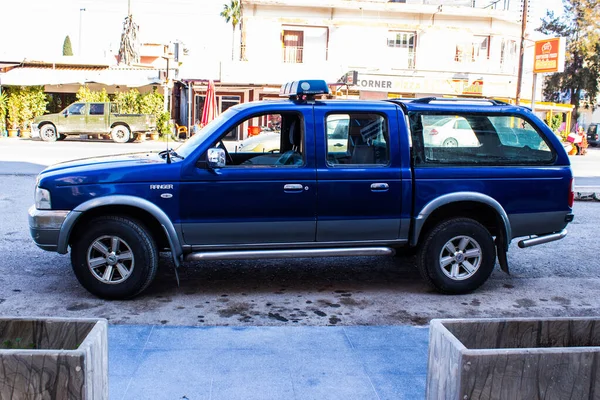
[282, 46, 304, 64]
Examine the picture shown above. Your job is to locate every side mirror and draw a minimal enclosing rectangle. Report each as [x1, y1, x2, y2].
[207, 148, 226, 168]
[63, 110, 69, 117]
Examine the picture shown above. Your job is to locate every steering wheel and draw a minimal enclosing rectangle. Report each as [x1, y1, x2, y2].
[219, 140, 234, 165]
[275, 150, 301, 166]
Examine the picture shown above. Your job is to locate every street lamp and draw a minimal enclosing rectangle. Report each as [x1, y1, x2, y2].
[79, 8, 86, 56]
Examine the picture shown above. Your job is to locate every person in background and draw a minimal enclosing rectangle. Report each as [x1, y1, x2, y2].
[576, 126, 588, 155]
[192, 120, 201, 136]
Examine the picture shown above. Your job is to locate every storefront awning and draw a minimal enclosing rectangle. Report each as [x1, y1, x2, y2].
[0, 67, 163, 87]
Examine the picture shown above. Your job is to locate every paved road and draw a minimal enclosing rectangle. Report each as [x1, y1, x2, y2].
[1, 137, 599, 327]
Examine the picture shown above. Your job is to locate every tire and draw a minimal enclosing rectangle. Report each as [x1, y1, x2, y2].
[442, 137, 458, 147]
[40, 124, 58, 142]
[417, 218, 495, 294]
[111, 125, 131, 143]
[70, 216, 158, 299]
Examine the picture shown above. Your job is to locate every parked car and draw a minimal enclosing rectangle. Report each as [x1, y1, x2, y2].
[28, 80, 574, 299]
[423, 116, 480, 147]
[237, 131, 280, 153]
[586, 123, 600, 147]
[31, 102, 156, 143]
[236, 115, 350, 154]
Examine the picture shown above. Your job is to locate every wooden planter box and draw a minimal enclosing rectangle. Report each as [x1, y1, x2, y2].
[427, 317, 600, 400]
[0, 317, 108, 399]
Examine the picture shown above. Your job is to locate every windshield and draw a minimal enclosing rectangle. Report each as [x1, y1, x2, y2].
[175, 107, 240, 158]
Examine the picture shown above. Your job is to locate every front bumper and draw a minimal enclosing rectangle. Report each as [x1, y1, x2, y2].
[28, 206, 69, 251]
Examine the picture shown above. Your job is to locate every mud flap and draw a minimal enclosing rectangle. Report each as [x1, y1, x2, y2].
[495, 231, 510, 275]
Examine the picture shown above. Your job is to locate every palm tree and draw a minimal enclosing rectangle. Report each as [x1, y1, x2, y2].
[220, 0, 241, 61]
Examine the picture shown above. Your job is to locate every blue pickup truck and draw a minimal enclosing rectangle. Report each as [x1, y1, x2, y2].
[28, 80, 574, 299]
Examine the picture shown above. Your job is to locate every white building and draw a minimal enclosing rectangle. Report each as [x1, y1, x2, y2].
[219, 0, 538, 100]
[177, 0, 548, 138]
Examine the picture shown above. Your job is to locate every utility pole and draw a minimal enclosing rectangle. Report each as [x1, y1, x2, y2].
[515, 0, 528, 105]
[78, 8, 86, 56]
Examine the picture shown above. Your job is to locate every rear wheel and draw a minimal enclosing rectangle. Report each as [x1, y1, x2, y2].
[442, 137, 458, 147]
[40, 124, 58, 142]
[70, 216, 158, 299]
[111, 125, 131, 143]
[417, 218, 495, 294]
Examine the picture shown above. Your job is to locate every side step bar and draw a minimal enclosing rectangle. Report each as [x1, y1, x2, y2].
[517, 229, 567, 249]
[185, 247, 395, 261]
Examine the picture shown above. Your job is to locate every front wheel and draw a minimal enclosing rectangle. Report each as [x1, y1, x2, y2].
[111, 125, 131, 143]
[70, 216, 158, 299]
[40, 124, 58, 142]
[417, 218, 495, 294]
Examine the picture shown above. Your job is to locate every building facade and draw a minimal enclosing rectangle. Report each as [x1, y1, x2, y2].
[179, 0, 541, 139]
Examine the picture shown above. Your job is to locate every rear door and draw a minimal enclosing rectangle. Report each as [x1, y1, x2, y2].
[313, 103, 404, 241]
[86, 103, 107, 133]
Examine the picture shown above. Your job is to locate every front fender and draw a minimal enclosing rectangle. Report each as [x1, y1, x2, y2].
[410, 191, 512, 251]
[57, 195, 182, 265]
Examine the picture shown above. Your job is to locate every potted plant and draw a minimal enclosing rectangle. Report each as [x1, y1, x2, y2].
[6, 92, 21, 138]
[21, 86, 48, 139]
[0, 92, 7, 137]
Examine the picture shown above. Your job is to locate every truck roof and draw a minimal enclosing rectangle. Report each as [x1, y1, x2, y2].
[232, 97, 531, 115]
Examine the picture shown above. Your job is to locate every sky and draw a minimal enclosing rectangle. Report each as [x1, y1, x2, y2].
[0, 0, 233, 61]
[0, 0, 566, 62]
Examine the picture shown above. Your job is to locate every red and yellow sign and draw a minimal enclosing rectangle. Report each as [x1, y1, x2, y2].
[533, 37, 565, 74]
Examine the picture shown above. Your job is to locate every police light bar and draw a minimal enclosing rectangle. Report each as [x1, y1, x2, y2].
[279, 80, 330, 98]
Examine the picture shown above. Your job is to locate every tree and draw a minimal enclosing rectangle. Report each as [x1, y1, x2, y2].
[220, 0, 241, 61]
[538, 0, 600, 125]
[63, 36, 73, 56]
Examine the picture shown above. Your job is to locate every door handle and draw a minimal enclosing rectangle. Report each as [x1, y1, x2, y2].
[370, 183, 389, 192]
[284, 184, 304, 193]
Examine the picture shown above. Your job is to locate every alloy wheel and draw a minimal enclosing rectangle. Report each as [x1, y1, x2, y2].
[438, 235, 482, 280]
[86, 235, 134, 284]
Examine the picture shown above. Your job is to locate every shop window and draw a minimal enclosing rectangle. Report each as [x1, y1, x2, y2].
[195, 94, 241, 140]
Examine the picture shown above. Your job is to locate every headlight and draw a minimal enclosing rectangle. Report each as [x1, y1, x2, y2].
[35, 187, 51, 210]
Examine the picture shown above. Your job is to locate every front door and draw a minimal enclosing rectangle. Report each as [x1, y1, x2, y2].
[314, 106, 403, 241]
[57, 103, 87, 133]
[86, 103, 107, 133]
[179, 107, 317, 246]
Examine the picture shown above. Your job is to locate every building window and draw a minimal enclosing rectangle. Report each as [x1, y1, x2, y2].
[455, 36, 490, 63]
[282, 30, 304, 63]
[500, 39, 518, 72]
[386, 31, 416, 69]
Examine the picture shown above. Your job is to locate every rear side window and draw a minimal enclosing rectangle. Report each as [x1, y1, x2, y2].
[409, 113, 555, 165]
[89, 103, 105, 115]
[325, 113, 390, 166]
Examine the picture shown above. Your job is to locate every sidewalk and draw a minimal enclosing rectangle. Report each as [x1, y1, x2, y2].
[108, 325, 430, 400]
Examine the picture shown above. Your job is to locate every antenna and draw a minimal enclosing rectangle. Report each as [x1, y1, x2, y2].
[165, 128, 171, 164]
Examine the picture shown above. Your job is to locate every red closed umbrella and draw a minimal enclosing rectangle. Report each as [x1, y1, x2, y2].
[201, 80, 218, 127]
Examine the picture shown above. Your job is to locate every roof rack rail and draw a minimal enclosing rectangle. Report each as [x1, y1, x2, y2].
[409, 97, 510, 106]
